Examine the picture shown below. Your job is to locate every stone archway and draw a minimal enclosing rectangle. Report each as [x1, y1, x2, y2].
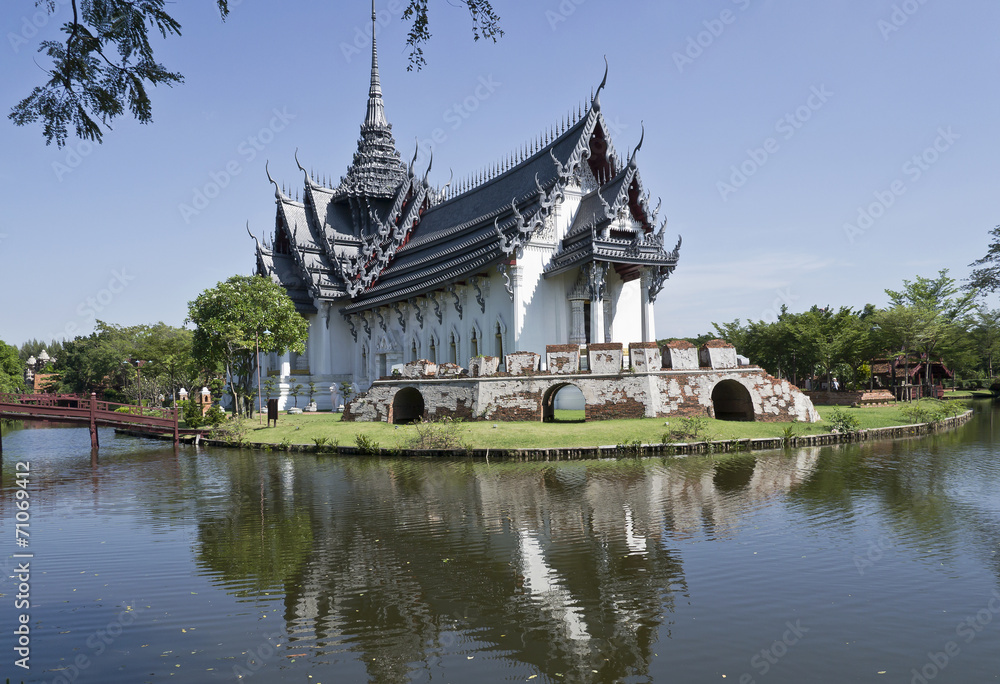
[542, 383, 586, 422]
[711, 379, 755, 421]
[391, 387, 425, 424]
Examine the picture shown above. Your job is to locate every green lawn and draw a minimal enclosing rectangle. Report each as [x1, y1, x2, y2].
[205, 399, 973, 451]
[942, 389, 994, 400]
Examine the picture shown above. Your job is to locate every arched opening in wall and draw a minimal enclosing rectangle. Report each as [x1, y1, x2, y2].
[470, 329, 479, 358]
[711, 380, 755, 421]
[411, 340, 418, 363]
[495, 322, 504, 361]
[391, 387, 425, 424]
[429, 337, 437, 363]
[542, 383, 586, 423]
[449, 332, 457, 364]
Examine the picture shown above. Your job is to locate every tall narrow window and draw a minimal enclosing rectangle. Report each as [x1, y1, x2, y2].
[429, 338, 436, 363]
[449, 333, 457, 364]
[471, 329, 479, 357]
[495, 323, 504, 360]
[411, 341, 418, 362]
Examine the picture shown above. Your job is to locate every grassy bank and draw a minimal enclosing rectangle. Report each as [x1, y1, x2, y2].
[198, 399, 974, 451]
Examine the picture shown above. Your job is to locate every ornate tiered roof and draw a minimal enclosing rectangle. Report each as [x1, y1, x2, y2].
[253, 19, 680, 316]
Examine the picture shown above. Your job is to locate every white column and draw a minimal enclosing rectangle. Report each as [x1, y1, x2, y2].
[588, 263, 606, 345]
[569, 299, 586, 344]
[590, 298, 604, 345]
[512, 264, 524, 351]
[640, 271, 652, 343]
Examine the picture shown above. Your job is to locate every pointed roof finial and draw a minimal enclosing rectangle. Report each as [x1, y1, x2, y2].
[593, 55, 608, 110]
[265, 160, 281, 199]
[629, 121, 645, 167]
[365, 0, 388, 129]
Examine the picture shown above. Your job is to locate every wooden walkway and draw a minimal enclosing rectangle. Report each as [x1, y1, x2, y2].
[0, 393, 188, 453]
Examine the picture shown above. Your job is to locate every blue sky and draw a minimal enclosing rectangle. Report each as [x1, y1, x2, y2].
[2, 0, 998, 348]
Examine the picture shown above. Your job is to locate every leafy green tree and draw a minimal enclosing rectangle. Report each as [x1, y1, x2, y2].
[874, 305, 933, 399]
[55, 320, 135, 395]
[967, 307, 1000, 379]
[18, 339, 64, 363]
[0, 341, 26, 394]
[967, 225, 1000, 297]
[11, 0, 501, 147]
[885, 269, 974, 396]
[136, 323, 206, 404]
[187, 275, 308, 418]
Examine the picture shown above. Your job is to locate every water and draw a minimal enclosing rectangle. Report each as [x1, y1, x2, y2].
[1, 406, 998, 684]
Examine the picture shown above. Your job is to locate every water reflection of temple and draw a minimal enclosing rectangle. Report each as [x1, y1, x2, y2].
[194, 451, 821, 682]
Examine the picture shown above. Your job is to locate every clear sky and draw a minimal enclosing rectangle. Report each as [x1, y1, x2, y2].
[2, 0, 999, 348]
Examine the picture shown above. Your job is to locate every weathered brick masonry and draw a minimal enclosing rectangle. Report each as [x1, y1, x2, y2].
[344, 351, 820, 424]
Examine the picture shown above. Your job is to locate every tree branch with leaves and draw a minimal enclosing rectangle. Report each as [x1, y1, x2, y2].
[11, 0, 500, 147]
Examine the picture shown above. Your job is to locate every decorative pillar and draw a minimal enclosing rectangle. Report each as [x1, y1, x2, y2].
[640, 270, 653, 343]
[318, 303, 332, 376]
[512, 263, 524, 351]
[603, 299, 613, 343]
[568, 299, 587, 344]
[588, 262, 607, 346]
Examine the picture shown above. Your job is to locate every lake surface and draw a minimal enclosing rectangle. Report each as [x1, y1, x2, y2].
[1, 405, 999, 684]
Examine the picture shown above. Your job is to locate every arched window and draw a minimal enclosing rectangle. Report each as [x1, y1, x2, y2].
[429, 337, 437, 363]
[495, 322, 504, 360]
[411, 340, 418, 362]
[470, 328, 479, 357]
[449, 332, 457, 364]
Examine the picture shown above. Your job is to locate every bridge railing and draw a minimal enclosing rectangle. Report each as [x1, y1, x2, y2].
[0, 393, 177, 429]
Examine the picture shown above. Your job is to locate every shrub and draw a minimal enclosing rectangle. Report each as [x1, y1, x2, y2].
[615, 439, 643, 457]
[355, 433, 380, 455]
[663, 416, 711, 442]
[312, 436, 338, 452]
[180, 400, 204, 429]
[827, 408, 860, 433]
[204, 405, 227, 427]
[780, 423, 797, 447]
[408, 416, 467, 450]
[209, 417, 250, 446]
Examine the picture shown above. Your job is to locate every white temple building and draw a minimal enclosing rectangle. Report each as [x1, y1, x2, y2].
[253, 9, 680, 411]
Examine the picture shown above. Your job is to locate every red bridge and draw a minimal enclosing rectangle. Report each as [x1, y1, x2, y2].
[0, 393, 189, 453]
